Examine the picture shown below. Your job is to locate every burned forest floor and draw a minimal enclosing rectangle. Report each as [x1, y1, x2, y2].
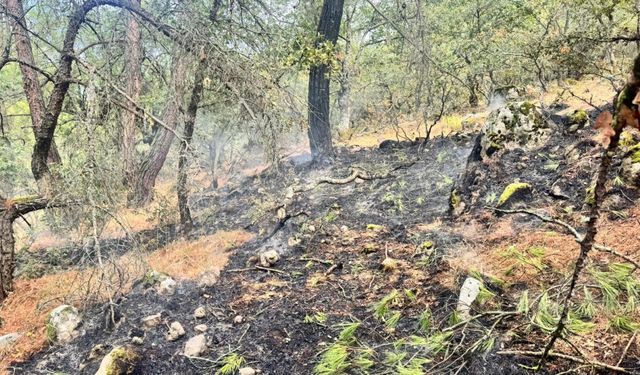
[3, 88, 640, 375]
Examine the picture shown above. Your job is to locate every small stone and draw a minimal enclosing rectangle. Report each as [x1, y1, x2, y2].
[131, 336, 144, 345]
[307, 225, 316, 232]
[88, 343, 108, 360]
[141, 313, 162, 328]
[233, 315, 244, 324]
[95, 345, 139, 375]
[0, 333, 20, 351]
[239, 367, 256, 375]
[287, 236, 301, 247]
[197, 270, 220, 288]
[46, 304, 83, 344]
[157, 277, 177, 296]
[166, 321, 185, 341]
[193, 307, 206, 319]
[184, 334, 207, 357]
[259, 250, 279, 267]
[194, 324, 208, 333]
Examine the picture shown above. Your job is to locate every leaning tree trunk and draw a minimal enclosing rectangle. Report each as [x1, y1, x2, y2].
[0, 196, 50, 302]
[121, 0, 143, 186]
[177, 51, 207, 233]
[131, 51, 187, 206]
[5, 0, 61, 166]
[307, 0, 345, 161]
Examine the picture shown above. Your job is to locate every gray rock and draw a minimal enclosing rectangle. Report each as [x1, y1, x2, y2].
[141, 313, 162, 328]
[480, 101, 550, 159]
[157, 277, 177, 296]
[233, 315, 244, 324]
[259, 250, 279, 267]
[239, 367, 257, 375]
[193, 306, 207, 319]
[46, 305, 83, 344]
[197, 270, 220, 288]
[184, 334, 207, 357]
[194, 324, 208, 333]
[0, 333, 20, 351]
[166, 321, 185, 341]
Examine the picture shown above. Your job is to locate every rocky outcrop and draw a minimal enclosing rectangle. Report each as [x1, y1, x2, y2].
[46, 305, 83, 344]
[480, 101, 550, 159]
[95, 345, 139, 375]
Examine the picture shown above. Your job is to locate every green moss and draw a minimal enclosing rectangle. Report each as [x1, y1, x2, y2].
[106, 346, 139, 375]
[620, 131, 635, 148]
[519, 101, 535, 116]
[569, 109, 588, 125]
[142, 270, 168, 286]
[497, 182, 531, 206]
[45, 320, 57, 343]
[450, 189, 461, 208]
[584, 185, 596, 205]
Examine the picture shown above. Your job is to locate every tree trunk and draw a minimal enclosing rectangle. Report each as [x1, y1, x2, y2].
[177, 51, 207, 233]
[5, 0, 61, 166]
[0, 195, 50, 303]
[131, 50, 187, 206]
[307, 0, 345, 161]
[122, 0, 143, 186]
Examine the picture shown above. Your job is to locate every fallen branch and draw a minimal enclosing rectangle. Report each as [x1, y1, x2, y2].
[594, 244, 640, 271]
[497, 350, 630, 373]
[300, 256, 334, 266]
[226, 266, 288, 275]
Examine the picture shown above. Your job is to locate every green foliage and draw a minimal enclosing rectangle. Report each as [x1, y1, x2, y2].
[216, 353, 245, 375]
[497, 182, 531, 207]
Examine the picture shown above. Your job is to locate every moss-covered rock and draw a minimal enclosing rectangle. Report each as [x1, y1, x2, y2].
[95, 345, 140, 375]
[46, 305, 83, 344]
[569, 109, 589, 125]
[497, 182, 532, 207]
[480, 101, 550, 158]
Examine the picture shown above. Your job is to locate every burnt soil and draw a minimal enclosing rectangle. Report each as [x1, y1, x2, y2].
[8, 110, 640, 374]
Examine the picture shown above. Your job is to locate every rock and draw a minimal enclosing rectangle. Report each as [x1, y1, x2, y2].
[46, 305, 83, 344]
[233, 315, 244, 324]
[239, 367, 257, 375]
[0, 333, 20, 351]
[197, 270, 220, 288]
[480, 101, 550, 159]
[621, 146, 640, 186]
[166, 321, 185, 341]
[141, 313, 162, 328]
[95, 345, 139, 375]
[194, 324, 208, 333]
[131, 336, 144, 345]
[496, 182, 531, 208]
[142, 270, 170, 286]
[193, 307, 207, 319]
[457, 277, 482, 320]
[157, 277, 177, 296]
[259, 250, 279, 267]
[184, 334, 207, 357]
[88, 344, 108, 361]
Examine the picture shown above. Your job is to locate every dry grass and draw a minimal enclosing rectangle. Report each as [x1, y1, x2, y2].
[0, 229, 252, 371]
[148, 230, 253, 279]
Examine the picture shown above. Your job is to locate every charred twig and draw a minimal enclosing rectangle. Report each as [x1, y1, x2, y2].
[227, 266, 288, 275]
[300, 256, 333, 266]
[497, 350, 630, 373]
[593, 244, 640, 271]
[616, 332, 637, 366]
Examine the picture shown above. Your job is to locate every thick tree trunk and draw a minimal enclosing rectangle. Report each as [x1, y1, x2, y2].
[0, 195, 50, 302]
[122, 0, 143, 186]
[5, 0, 61, 166]
[177, 52, 207, 233]
[307, 0, 345, 161]
[131, 51, 188, 206]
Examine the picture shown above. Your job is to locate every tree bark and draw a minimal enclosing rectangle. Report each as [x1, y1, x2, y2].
[0, 195, 50, 302]
[131, 50, 187, 206]
[307, 0, 345, 161]
[121, 0, 143, 186]
[4, 0, 61, 166]
[177, 51, 207, 233]
[337, 42, 351, 130]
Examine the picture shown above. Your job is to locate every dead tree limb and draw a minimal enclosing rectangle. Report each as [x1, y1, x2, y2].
[497, 350, 630, 374]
